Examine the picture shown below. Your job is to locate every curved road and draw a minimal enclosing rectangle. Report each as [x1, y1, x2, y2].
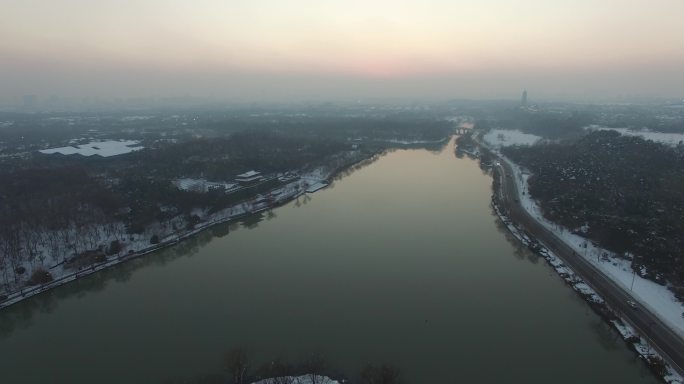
[495, 157, 684, 375]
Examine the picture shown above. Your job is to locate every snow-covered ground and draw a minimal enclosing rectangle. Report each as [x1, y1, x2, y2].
[586, 125, 684, 146]
[252, 375, 338, 384]
[499, 155, 684, 337]
[40, 140, 144, 157]
[0, 177, 310, 309]
[300, 166, 330, 183]
[174, 178, 239, 193]
[482, 129, 542, 149]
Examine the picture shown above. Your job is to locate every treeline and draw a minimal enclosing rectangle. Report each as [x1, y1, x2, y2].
[503, 130, 684, 293]
[1, 115, 454, 295]
[455, 132, 476, 150]
[595, 104, 684, 133]
[477, 108, 594, 140]
[129, 130, 349, 180]
[163, 348, 403, 384]
[0, 163, 146, 292]
[253, 116, 454, 142]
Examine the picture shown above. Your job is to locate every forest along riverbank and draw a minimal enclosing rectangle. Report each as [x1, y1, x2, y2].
[0, 147, 387, 311]
[0, 136, 661, 384]
[474, 138, 684, 384]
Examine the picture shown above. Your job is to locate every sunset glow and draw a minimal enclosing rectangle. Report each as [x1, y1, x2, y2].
[1, 0, 683, 100]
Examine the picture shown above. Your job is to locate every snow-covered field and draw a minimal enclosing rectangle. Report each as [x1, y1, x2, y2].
[482, 129, 542, 148]
[39, 140, 144, 157]
[586, 125, 684, 146]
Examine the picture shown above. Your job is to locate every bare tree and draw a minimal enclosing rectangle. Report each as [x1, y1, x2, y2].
[302, 352, 329, 384]
[266, 358, 295, 384]
[359, 363, 402, 384]
[225, 347, 250, 384]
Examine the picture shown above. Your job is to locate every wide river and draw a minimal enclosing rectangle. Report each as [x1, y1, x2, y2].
[0, 138, 659, 383]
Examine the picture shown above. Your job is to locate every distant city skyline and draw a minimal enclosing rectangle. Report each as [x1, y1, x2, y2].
[1, 0, 683, 103]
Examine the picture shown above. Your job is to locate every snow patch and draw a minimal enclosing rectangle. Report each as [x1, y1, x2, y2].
[482, 129, 542, 148]
[174, 178, 239, 193]
[586, 125, 684, 147]
[40, 140, 144, 157]
[251, 375, 339, 384]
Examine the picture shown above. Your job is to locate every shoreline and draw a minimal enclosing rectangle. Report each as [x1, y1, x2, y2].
[0, 149, 386, 311]
[478, 137, 684, 383]
[0, 193, 290, 311]
[491, 198, 680, 382]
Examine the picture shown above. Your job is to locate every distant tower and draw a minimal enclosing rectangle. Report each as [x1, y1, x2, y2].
[521, 89, 528, 107]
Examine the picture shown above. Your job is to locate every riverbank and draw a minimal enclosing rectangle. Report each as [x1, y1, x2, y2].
[0, 189, 296, 311]
[0, 148, 386, 311]
[479, 137, 684, 383]
[0, 133, 663, 384]
[491, 198, 681, 383]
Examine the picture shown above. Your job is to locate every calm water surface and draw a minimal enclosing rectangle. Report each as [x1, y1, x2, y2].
[0, 138, 658, 383]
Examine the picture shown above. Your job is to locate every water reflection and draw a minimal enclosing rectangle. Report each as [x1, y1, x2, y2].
[0, 138, 661, 384]
[0, 148, 389, 339]
[0, 300, 36, 336]
[426, 141, 447, 155]
[491, 212, 539, 264]
[0, 230, 216, 338]
[241, 212, 265, 229]
[591, 318, 624, 352]
[210, 221, 231, 238]
[331, 153, 382, 181]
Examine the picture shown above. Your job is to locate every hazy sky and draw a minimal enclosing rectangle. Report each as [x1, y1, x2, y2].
[1, 0, 683, 103]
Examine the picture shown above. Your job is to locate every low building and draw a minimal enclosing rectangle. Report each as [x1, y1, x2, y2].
[236, 170, 263, 186]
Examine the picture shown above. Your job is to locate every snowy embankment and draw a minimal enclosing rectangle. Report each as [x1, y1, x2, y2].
[252, 375, 338, 384]
[39, 140, 144, 157]
[480, 130, 684, 337]
[586, 125, 684, 147]
[492, 203, 604, 305]
[2, 147, 378, 310]
[611, 320, 684, 384]
[479, 130, 684, 382]
[4, 144, 375, 309]
[0, 151, 364, 311]
[491, 185, 684, 384]
[502, 156, 684, 338]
